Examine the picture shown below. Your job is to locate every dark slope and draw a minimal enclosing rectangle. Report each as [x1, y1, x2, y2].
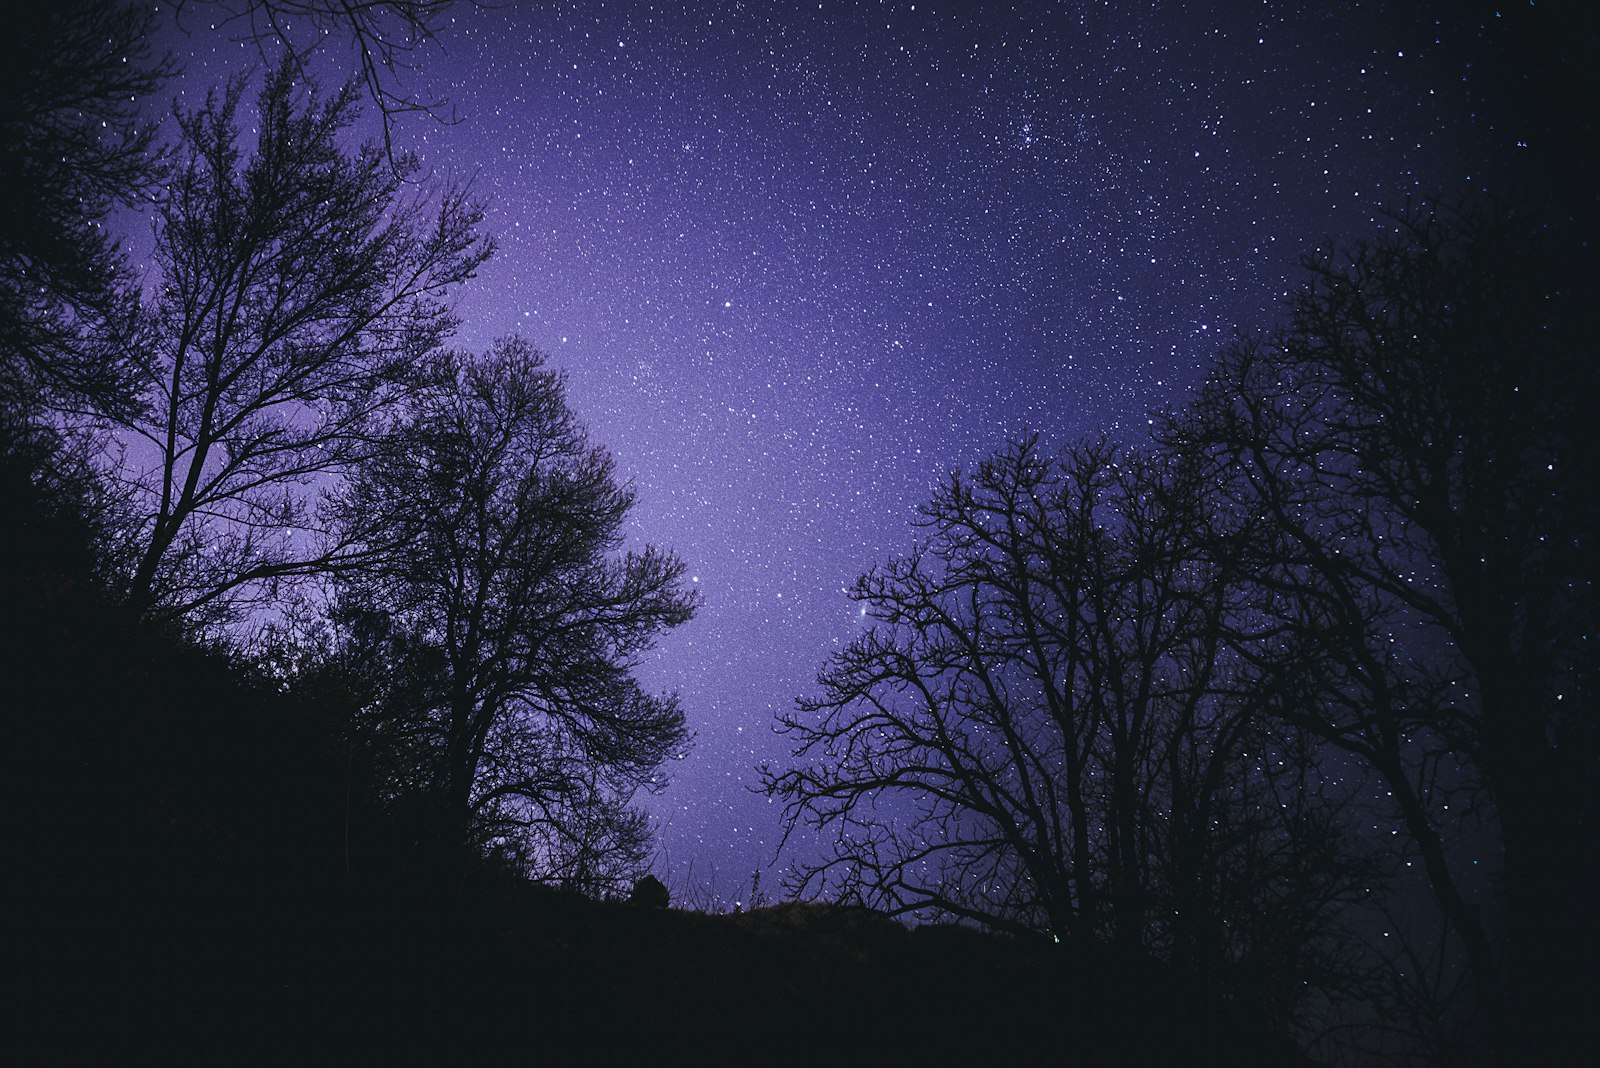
[2, 447, 1308, 1066]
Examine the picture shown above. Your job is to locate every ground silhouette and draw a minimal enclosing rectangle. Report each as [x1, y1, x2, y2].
[3, 466, 1307, 1064]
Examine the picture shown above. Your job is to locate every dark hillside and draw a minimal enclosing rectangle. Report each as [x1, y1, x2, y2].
[2, 446, 1309, 1065]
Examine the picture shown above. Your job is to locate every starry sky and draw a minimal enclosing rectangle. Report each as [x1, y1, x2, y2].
[151, 0, 1550, 901]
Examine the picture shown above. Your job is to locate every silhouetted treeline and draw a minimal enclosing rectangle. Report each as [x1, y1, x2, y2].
[767, 198, 1599, 1065]
[2, 410, 1304, 1062]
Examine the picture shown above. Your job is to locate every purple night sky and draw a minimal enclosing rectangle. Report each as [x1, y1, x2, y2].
[148, 1, 1534, 901]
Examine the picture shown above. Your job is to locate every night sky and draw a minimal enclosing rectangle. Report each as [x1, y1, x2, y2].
[150, 1, 1539, 901]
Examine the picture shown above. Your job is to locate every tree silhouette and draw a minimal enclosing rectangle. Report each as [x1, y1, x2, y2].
[112, 60, 491, 627]
[4, 2, 477, 425]
[0, 3, 170, 420]
[319, 338, 694, 879]
[175, 1, 467, 165]
[765, 436, 1370, 1023]
[1167, 196, 1599, 1059]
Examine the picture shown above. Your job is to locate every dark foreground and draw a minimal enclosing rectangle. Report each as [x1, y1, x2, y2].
[16, 877, 1310, 1065]
[4, 458, 1306, 1066]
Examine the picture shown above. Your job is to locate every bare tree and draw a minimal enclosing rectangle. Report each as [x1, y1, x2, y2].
[321, 338, 695, 878]
[4, 1, 465, 422]
[175, 1, 467, 165]
[114, 59, 491, 627]
[1166, 196, 1599, 1060]
[765, 436, 1370, 1023]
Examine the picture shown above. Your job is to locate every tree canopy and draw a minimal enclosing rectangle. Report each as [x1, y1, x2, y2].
[1167, 197, 1599, 1057]
[314, 338, 695, 890]
[0, 3, 169, 419]
[765, 437, 1370, 1025]
[113, 59, 491, 627]
[768, 197, 1599, 1059]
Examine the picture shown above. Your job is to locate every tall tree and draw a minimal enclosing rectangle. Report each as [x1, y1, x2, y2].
[322, 338, 695, 880]
[114, 59, 491, 627]
[1167, 197, 1599, 1060]
[0, 2, 169, 420]
[765, 437, 1369, 1023]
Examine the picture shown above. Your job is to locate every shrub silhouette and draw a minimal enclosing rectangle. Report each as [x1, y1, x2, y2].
[629, 873, 670, 908]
